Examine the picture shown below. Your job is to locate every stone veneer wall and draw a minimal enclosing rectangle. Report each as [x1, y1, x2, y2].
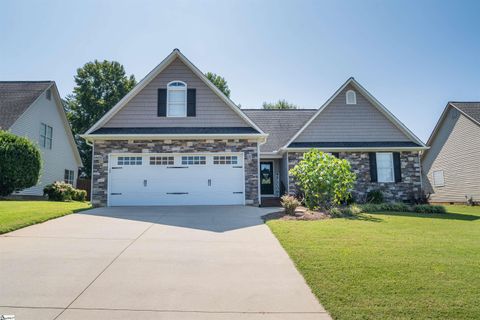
[287, 151, 422, 202]
[92, 139, 259, 207]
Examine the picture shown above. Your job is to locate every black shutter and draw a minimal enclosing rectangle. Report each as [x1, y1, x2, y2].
[157, 89, 167, 117]
[187, 89, 196, 117]
[331, 152, 340, 158]
[393, 152, 402, 182]
[369, 152, 377, 182]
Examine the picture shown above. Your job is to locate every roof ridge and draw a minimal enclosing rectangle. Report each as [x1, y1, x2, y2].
[449, 101, 480, 104]
[242, 108, 317, 111]
[0, 80, 53, 83]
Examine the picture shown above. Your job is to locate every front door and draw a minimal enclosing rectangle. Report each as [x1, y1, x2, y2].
[260, 162, 274, 195]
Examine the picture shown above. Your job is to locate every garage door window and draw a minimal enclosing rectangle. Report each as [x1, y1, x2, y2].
[150, 156, 174, 165]
[118, 156, 142, 165]
[213, 155, 238, 165]
[181, 156, 206, 165]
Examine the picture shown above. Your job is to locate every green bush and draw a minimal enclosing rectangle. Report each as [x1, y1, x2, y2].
[281, 194, 301, 215]
[412, 204, 446, 214]
[329, 207, 343, 217]
[43, 181, 75, 201]
[72, 189, 87, 202]
[43, 181, 87, 202]
[289, 149, 356, 209]
[366, 189, 384, 204]
[0, 130, 42, 196]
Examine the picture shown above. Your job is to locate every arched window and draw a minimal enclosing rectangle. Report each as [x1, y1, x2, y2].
[167, 81, 187, 117]
[346, 90, 356, 105]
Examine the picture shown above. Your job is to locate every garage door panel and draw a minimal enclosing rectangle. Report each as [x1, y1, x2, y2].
[108, 154, 245, 206]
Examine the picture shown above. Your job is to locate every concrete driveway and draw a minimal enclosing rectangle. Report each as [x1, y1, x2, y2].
[0, 206, 330, 319]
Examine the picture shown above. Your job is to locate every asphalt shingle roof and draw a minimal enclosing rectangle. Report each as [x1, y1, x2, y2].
[243, 109, 317, 152]
[450, 102, 480, 124]
[0, 81, 52, 130]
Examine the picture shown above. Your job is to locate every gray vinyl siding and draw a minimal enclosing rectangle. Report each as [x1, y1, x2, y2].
[422, 108, 480, 203]
[104, 58, 250, 128]
[294, 84, 410, 143]
[9, 91, 80, 196]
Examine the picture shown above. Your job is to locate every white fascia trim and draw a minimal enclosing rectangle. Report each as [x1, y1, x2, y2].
[450, 103, 480, 127]
[260, 152, 283, 159]
[81, 133, 268, 141]
[281, 77, 427, 149]
[85, 49, 265, 135]
[424, 102, 480, 156]
[285, 146, 429, 152]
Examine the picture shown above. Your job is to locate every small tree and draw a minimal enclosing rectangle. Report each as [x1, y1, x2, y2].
[205, 72, 231, 97]
[289, 149, 356, 209]
[262, 99, 297, 109]
[0, 131, 42, 196]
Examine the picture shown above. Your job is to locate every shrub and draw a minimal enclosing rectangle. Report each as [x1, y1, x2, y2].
[360, 202, 409, 212]
[329, 207, 342, 217]
[366, 189, 384, 204]
[289, 150, 356, 209]
[281, 195, 301, 215]
[412, 204, 446, 214]
[43, 181, 75, 201]
[72, 189, 87, 202]
[0, 130, 42, 196]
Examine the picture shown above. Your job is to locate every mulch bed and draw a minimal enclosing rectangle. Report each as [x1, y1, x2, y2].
[262, 206, 331, 221]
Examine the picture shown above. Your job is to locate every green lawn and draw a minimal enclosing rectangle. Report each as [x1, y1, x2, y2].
[0, 201, 91, 234]
[267, 206, 480, 319]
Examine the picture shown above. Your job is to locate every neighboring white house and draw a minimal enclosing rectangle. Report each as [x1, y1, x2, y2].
[0, 81, 82, 196]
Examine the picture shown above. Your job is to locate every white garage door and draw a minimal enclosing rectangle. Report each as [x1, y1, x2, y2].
[108, 153, 245, 206]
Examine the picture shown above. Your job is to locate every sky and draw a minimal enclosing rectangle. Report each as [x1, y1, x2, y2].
[1, 0, 479, 142]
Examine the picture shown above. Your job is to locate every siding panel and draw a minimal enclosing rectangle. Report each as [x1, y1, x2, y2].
[422, 108, 480, 202]
[294, 84, 410, 142]
[9, 91, 80, 196]
[104, 58, 250, 128]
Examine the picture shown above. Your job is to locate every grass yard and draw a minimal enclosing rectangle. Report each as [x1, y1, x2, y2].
[0, 201, 91, 234]
[267, 206, 480, 319]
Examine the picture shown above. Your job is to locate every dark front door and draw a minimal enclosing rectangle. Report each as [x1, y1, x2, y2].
[260, 162, 274, 195]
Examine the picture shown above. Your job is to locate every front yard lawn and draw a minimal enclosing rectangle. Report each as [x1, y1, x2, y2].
[267, 205, 480, 319]
[0, 201, 91, 234]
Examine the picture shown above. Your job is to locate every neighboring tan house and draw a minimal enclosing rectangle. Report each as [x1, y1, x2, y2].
[422, 102, 480, 204]
[0, 81, 82, 196]
[82, 49, 427, 207]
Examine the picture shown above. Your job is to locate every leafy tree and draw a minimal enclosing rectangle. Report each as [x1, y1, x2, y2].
[205, 72, 231, 97]
[262, 99, 297, 109]
[289, 150, 356, 209]
[0, 131, 42, 196]
[65, 60, 136, 177]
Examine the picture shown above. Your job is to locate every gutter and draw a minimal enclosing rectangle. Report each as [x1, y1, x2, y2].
[80, 133, 268, 141]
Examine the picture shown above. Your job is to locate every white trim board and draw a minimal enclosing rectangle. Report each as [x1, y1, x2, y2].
[280, 77, 427, 151]
[85, 49, 265, 135]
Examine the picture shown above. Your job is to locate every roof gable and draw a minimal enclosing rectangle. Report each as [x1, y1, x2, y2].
[283, 78, 426, 149]
[86, 49, 264, 135]
[0, 81, 52, 129]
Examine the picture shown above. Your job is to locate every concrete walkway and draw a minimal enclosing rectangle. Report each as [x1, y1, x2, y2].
[0, 206, 330, 319]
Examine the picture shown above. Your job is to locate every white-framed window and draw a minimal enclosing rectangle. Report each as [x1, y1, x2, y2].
[376, 152, 394, 183]
[167, 81, 187, 117]
[117, 156, 142, 166]
[346, 89, 357, 105]
[40, 123, 53, 149]
[213, 155, 238, 165]
[64, 169, 74, 185]
[181, 156, 206, 165]
[150, 156, 174, 165]
[433, 170, 445, 187]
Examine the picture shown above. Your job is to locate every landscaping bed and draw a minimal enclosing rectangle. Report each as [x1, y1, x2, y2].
[0, 201, 91, 234]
